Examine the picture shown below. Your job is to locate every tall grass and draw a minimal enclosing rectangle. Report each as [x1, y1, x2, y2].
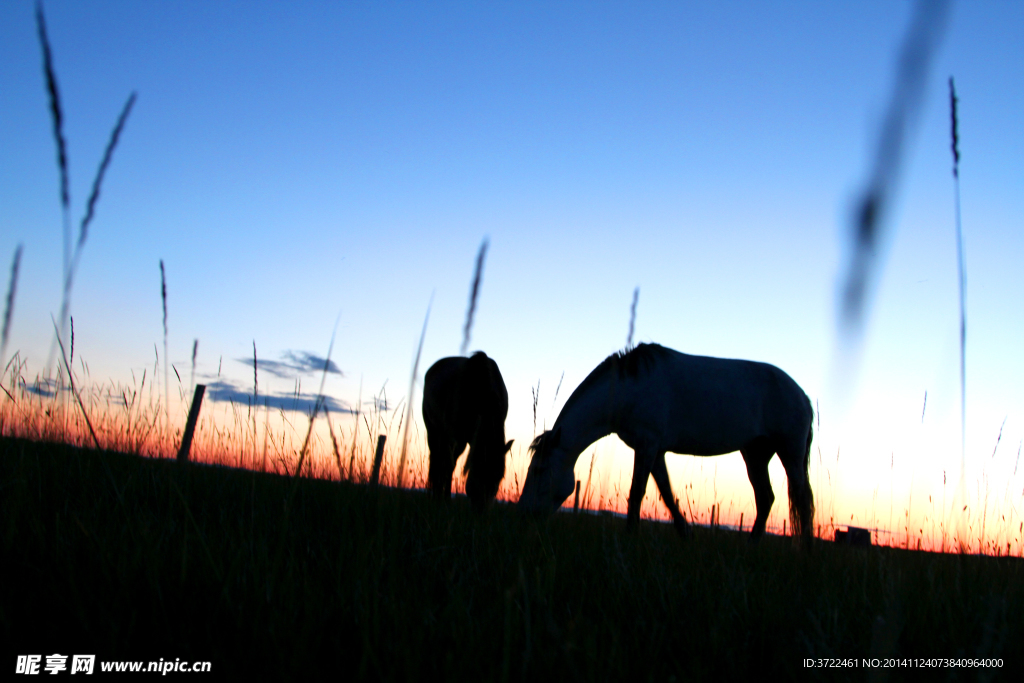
[294, 316, 341, 478]
[838, 0, 949, 335]
[6, 280, 1024, 560]
[160, 260, 169, 434]
[949, 76, 971, 549]
[1, 244, 23, 370]
[460, 238, 488, 357]
[5, 434, 1019, 680]
[397, 294, 432, 489]
[626, 286, 639, 348]
[35, 1, 136, 370]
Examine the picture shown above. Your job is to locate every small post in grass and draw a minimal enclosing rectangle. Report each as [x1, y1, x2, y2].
[739, 512, 744, 534]
[370, 434, 386, 488]
[573, 480, 581, 512]
[177, 384, 206, 462]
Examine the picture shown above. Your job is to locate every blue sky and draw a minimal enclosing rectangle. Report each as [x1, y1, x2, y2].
[2, 1, 1022, 534]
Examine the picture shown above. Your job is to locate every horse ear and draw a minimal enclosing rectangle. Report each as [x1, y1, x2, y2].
[504, 439, 514, 453]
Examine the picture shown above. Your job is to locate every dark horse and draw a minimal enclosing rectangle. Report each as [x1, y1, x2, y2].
[423, 351, 513, 512]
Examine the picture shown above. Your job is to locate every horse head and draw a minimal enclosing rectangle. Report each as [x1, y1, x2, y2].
[518, 426, 575, 514]
[464, 415, 513, 500]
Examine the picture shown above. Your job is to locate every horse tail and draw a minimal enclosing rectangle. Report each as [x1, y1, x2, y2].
[787, 397, 815, 541]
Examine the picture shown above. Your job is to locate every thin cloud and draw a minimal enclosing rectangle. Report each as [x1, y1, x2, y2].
[282, 350, 343, 375]
[235, 350, 343, 379]
[204, 378, 355, 415]
[23, 377, 59, 399]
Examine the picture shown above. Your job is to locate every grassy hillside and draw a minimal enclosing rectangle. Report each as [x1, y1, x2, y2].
[2, 435, 1020, 680]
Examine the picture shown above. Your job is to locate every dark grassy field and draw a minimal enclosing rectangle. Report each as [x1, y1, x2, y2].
[2, 435, 1020, 681]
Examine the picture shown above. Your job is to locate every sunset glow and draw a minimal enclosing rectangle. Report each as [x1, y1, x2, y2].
[3, 2, 1023, 562]
[4, 368, 1021, 558]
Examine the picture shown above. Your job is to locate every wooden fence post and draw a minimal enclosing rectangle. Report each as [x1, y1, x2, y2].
[369, 434, 386, 488]
[177, 384, 206, 463]
[573, 480, 581, 512]
[739, 512, 744, 534]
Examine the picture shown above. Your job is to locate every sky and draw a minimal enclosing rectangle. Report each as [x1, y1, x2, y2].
[2, 1, 1023, 546]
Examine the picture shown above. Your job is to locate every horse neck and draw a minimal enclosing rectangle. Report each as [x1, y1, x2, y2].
[554, 373, 616, 466]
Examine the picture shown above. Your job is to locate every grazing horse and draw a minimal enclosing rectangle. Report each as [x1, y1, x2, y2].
[518, 343, 815, 547]
[423, 351, 513, 512]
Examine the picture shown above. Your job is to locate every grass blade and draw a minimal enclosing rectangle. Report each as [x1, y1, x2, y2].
[838, 0, 950, 335]
[398, 292, 433, 488]
[1, 245, 23, 368]
[36, 1, 69, 268]
[39, 0, 136, 367]
[461, 238, 487, 356]
[161, 260, 169, 433]
[51, 315, 100, 452]
[294, 314, 341, 477]
[626, 286, 639, 348]
[949, 76, 967, 497]
[76, 92, 136, 258]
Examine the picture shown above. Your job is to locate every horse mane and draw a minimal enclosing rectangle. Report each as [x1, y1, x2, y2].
[608, 343, 671, 378]
[528, 430, 551, 456]
[555, 343, 670, 420]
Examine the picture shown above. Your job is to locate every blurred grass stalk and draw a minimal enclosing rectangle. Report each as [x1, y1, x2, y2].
[397, 294, 433, 489]
[460, 238, 488, 357]
[36, 2, 136, 373]
[948, 76, 969, 546]
[1, 245, 23, 373]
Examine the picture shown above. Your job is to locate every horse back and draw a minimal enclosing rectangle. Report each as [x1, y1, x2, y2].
[628, 350, 810, 453]
[423, 353, 508, 440]
[460, 352, 508, 420]
[423, 357, 465, 433]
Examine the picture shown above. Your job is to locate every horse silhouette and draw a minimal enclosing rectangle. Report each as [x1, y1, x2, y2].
[423, 351, 513, 512]
[518, 343, 815, 547]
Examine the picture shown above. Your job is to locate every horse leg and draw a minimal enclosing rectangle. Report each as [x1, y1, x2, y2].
[427, 431, 458, 503]
[778, 436, 815, 550]
[445, 441, 465, 501]
[741, 444, 775, 543]
[626, 445, 657, 532]
[650, 451, 690, 538]
[426, 431, 444, 500]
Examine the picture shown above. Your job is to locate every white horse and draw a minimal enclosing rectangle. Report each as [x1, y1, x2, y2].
[518, 343, 815, 546]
